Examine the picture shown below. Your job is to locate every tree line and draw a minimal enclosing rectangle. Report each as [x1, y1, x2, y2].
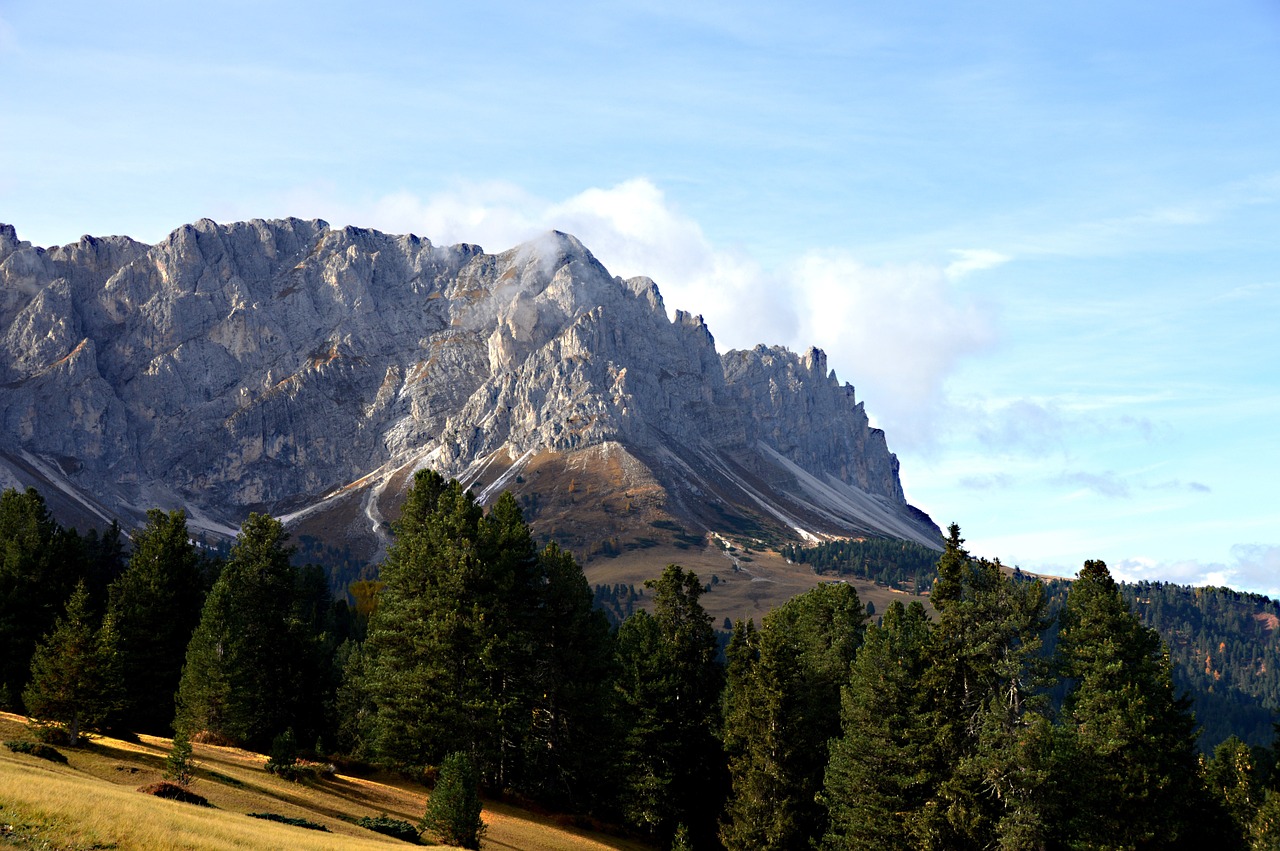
[7, 481, 1280, 848]
[794, 535, 1280, 753]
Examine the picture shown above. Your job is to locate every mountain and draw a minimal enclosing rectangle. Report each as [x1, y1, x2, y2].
[0, 218, 940, 564]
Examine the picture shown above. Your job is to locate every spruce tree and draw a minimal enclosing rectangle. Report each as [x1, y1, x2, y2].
[720, 583, 865, 850]
[0, 487, 81, 711]
[420, 751, 486, 850]
[614, 565, 724, 848]
[174, 513, 303, 749]
[521, 542, 616, 809]
[359, 474, 608, 805]
[821, 600, 933, 850]
[23, 580, 122, 745]
[106, 509, 205, 734]
[1056, 559, 1223, 849]
[917, 525, 1053, 849]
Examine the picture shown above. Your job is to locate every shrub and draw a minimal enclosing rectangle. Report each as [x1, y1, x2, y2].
[165, 729, 195, 786]
[136, 781, 211, 807]
[355, 815, 421, 843]
[4, 740, 68, 763]
[265, 728, 298, 777]
[419, 751, 485, 850]
[248, 812, 329, 831]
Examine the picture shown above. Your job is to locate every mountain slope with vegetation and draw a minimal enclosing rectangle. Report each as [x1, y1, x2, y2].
[7, 480, 1280, 849]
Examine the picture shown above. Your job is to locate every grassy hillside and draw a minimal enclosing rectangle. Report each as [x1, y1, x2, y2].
[0, 713, 651, 851]
[585, 538, 931, 630]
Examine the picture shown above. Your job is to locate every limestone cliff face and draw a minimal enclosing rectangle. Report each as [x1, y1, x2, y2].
[0, 219, 940, 551]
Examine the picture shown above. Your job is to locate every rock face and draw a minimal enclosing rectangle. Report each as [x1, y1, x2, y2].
[0, 219, 941, 555]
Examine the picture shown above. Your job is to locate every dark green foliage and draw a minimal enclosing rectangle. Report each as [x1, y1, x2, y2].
[106, 509, 206, 734]
[720, 583, 865, 850]
[1056, 559, 1226, 849]
[1204, 735, 1262, 846]
[174, 513, 330, 750]
[22, 580, 122, 745]
[782, 536, 941, 592]
[356, 474, 614, 808]
[614, 565, 724, 848]
[4, 739, 68, 763]
[247, 812, 329, 831]
[420, 751, 485, 850]
[521, 543, 616, 809]
[0, 487, 83, 712]
[1124, 582, 1280, 749]
[355, 815, 421, 842]
[592, 582, 643, 627]
[915, 525, 1055, 850]
[165, 728, 195, 786]
[821, 601, 933, 850]
[266, 728, 299, 776]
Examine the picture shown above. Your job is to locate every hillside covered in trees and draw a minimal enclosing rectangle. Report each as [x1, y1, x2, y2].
[788, 537, 1280, 752]
[5, 483, 1280, 849]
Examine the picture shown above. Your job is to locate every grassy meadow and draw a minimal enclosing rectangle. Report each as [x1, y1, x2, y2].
[0, 713, 651, 851]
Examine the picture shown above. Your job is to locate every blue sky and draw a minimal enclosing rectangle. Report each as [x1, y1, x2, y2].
[2, 1, 1278, 593]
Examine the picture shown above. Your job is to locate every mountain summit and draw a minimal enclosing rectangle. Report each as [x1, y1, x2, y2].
[0, 219, 940, 560]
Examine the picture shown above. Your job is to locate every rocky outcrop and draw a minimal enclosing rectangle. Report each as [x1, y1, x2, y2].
[0, 219, 941, 551]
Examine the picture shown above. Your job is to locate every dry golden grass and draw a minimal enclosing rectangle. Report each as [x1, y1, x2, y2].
[0, 713, 651, 851]
[585, 541, 931, 627]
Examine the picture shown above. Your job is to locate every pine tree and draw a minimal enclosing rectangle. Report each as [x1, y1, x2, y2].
[359, 474, 609, 805]
[174, 513, 306, 749]
[720, 583, 865, 850]
[1204, 735, 1260, 847]
[1056, 559, 1224, 849]
[420, 751, 485, 850]
[165, 728, 195, 786]
[0, 487, 81, 711]
[821, 600, 933, 850]
[107, 509, 205, 734]
[22, 581, 122, 745]
[614, 565, 724, 848]
[916, 525, 1053, 849]
[521, 541, 616, 809]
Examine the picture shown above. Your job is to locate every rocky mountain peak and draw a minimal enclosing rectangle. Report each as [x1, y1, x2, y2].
[0, 219, 941, 556]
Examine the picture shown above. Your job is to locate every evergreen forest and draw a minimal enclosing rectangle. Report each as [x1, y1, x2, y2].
[6, 480, 1280, 849]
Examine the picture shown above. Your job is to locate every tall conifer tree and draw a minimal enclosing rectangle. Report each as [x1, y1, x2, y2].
[721, 582, 865, 850]
[174, 513, 304, 749]
[614, 565, 724, 848]
[23, 580, 122, 744]
[107, 509, 205, 733]
[821, 600, 933, 850]
[1056, 559, 1224, 849]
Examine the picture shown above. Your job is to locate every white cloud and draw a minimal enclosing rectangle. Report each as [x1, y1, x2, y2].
[249, 177, 998, 448]
[1111, 544, 1280, 599]
[789, 251, 995, 446]
[946, 248, 1011, 280]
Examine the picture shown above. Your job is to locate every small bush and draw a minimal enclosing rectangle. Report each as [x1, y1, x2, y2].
[355, 815, 420, 843]
[4, 740, 68, 763]
[190, 729, 235, 747]
[265, 728, 298, 777]
[248, 812, 329, 831]
[165, 729, 195, 786]
[28, 723, 70, 745]
[419, 751, 484, 850]
[267, 759, 336, 782]
[137, 781, 211, 807]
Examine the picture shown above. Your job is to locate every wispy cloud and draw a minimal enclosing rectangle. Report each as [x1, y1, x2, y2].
[1112, 544, 1280, 599]
[946, 248, 1010, 279]
[1056, 470, 1131, 499]
[245, 177, 999, 450]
